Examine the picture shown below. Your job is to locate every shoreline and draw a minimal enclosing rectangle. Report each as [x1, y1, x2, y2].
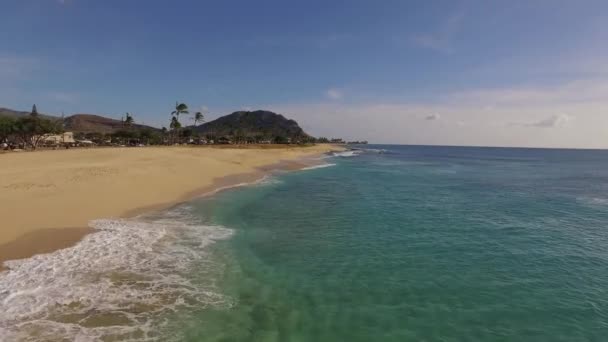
[0, 145, 342, 270]
[120, 157, 313, 218]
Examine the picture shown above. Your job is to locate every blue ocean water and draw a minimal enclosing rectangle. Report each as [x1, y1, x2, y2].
[173, 145, 608, 341]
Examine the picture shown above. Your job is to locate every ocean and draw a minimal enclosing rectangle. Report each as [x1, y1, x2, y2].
[2, 145, 608, 341]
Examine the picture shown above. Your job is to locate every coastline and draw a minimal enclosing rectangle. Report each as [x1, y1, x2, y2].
[0, 145, 343, 270]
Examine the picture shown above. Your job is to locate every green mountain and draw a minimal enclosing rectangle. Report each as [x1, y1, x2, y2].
[193, 110, 309, 139]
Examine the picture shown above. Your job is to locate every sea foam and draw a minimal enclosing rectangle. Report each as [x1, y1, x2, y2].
[577, 196, 608, 208]
[300, 163, 337, 171]
[331, 150, 362, 158]
[0, 207, 233, 341]
[256, 175, 284, 186]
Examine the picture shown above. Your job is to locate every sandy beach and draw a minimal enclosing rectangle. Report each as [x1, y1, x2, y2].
[0, 145, 341, 269]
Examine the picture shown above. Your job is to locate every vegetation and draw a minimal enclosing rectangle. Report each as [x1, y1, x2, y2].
[194, 111, 204, 126]
[0, 116, 16, 143]
[169, 102, 188, 144]
[0, 103, 356, 150]
[1, 105, 63, 149]
[171, 102, 189, 123]
[70, 128, 165, 146]
[194, 110, 308, 143]
[273, 135, 289, 144]
[124, 112, 134, 127]
[170, 116, 181, 130]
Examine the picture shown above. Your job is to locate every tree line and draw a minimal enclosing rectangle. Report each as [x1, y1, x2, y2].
[0, 105, 63, 149]
[0, 103, 339, 149]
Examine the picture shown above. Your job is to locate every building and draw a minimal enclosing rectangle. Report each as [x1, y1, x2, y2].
[43, 132, 75, 145]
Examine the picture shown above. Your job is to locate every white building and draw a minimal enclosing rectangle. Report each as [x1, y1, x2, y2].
[43, 132, 75, 144]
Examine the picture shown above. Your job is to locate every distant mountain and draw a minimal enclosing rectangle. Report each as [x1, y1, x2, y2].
[0, 107, 159, 133]
[1, 107, 307, 138]
[0, 107, 29, 118]
[63, 114, 159, 133]
[194, 110, 309, 139]
[0, 107, 58, 120]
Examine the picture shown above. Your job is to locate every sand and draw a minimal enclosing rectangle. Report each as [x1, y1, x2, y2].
[0, 145, 341, 269]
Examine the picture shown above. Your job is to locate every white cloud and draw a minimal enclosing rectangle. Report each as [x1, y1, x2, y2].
[266, 77, 608, 148]
[326, 88, 343, 100]
[449, 79, 608, 107]
[520, 114, 573, 128]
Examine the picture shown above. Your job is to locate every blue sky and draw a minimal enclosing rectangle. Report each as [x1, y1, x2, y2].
[2, 0, 608, 147]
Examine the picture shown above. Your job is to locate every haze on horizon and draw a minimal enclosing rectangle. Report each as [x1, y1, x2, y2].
[2, 0, 608, 148]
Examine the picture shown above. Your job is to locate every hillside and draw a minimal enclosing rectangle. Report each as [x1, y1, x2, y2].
[0, 107, 30, 118]
[0, 107, 58, 120]
[63, 114, 159, 133]
[1, 107, 308, 138]
[0, 107, 159, 134]
[194, 110, 308, 139]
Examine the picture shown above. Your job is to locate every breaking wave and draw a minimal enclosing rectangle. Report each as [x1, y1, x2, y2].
[300, 163, 337, 171]
[0, 207, 234, 341]
[358, 148, 387, 154]
[331, 150, 362, 158]
[255, 175, 284, 186]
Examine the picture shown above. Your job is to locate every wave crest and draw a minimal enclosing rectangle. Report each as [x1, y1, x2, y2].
[0, 209, 233, 341]
[331, 150, 362, 158]
[301, 163, 337, 171]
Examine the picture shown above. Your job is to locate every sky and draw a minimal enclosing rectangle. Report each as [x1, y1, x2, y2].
[2, 0, 608, 148]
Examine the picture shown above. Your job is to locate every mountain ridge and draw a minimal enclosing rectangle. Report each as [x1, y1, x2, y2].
[193, 110, 309, 139]
[64, 114, 159, 133]
[1, 107, 309, 139]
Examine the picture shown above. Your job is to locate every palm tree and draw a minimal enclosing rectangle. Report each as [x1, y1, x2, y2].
[193, 111, 204, 126]
[170, 102, 188, 144]
[171, 102, 189, 122]
[170, 116, 181, 130]
[169, 116, 181, 144]
[124, 113, 134, 127]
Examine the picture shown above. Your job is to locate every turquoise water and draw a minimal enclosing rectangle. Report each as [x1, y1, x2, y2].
[167, 146, 608, 341]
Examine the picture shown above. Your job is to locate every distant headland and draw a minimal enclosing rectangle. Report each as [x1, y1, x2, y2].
[0, 104, 360, 150]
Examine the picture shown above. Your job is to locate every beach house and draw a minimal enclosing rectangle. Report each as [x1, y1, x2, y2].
[43, 132, 76, 145]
